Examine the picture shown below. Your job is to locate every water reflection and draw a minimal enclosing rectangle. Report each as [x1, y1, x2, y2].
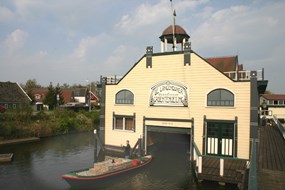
[0, 132, 237, 190]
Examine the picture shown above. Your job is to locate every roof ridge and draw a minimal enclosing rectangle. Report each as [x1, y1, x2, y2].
[205, 55, 238, 59]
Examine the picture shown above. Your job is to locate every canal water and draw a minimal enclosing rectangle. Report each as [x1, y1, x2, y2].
[0, 132, 237, 190]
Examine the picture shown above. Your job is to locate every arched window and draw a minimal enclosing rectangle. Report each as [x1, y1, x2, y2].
[115, 90, 134, 104]
[207, 89, 234, 107]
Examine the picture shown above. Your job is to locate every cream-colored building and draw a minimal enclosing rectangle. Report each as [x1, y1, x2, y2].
[260, 94, 285, 120]
[98, 24, 267, 175]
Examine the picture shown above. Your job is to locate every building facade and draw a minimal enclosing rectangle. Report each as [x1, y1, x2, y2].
[0, 81, 32, 109]
[260, 94, 285, 121]
[98, 24, 267, 185]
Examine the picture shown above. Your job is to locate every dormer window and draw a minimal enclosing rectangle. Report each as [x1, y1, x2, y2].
[35, 94, 41, 100]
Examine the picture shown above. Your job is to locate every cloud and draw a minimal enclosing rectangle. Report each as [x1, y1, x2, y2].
[4, 29, 28, 53]
[0, 0, 284, 93]
[190, 1, 285, 92]
[115, 2, 168, 34]
[192, 1, 285, 56]
[98, 44, 141, 78]
[71, 33, 112, 63]
[115, 0, 207, 35]
[104, 45, 130, 72]
[0, 5, 14, 22]
[73, 37, 98, 61]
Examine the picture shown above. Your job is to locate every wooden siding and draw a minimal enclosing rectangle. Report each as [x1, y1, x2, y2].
[268, 107, 285, 116]
[105, 52, 251, 159]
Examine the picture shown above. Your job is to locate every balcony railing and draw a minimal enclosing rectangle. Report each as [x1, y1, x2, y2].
[224, 68, 264, 81]
[273, 115, 285, 140]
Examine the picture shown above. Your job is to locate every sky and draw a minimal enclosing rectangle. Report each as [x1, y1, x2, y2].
[0, 0, 284, 93]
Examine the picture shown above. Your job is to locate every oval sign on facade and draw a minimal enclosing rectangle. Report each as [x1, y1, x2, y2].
[150, 80, 188, 107]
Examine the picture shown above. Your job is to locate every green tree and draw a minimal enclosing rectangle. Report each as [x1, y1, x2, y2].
[43, 82, 64, 110]
[43, 82, 56, 110]
[55, 84, 65, 106]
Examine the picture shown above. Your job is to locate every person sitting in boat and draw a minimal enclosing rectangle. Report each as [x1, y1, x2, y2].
[123, 140, 131, 159]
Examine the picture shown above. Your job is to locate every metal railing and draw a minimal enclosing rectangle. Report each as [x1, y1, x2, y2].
[260, 110, 272, 117]
[272, 115, 285, 139]
[224, 69, 264, 81]
[193, 142, 202, 175]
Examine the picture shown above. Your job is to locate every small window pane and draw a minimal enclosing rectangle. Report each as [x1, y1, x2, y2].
[221, 90, 233, 100]
[115, 117, 123, 130]
[209, 90, 220, 101]
[125, 118, 134, 131]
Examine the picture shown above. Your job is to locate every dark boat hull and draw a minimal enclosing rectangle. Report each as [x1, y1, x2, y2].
[62, 155, 152, 189]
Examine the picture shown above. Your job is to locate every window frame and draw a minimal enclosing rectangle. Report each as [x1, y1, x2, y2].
[207, 88, 234, 107]
[113, 113, 136, 132]
[115, 90, 134, 104]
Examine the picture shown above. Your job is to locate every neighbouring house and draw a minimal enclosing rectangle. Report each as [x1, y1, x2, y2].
[90, 91, 100, 106]
[61, 89, 74, 104]
[73, 88, 88, 104]
[0, 81, 32, 109]
[260, 94, 285, 121]
[98, 23, 268, 185]
[31, 89, 48, 110]
[31, 87, 99, 110]
[31, 88, 74, 110]
[72, 88, 100, 106]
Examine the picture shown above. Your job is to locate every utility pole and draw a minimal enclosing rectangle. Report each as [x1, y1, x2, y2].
[86, 80, 92, 112]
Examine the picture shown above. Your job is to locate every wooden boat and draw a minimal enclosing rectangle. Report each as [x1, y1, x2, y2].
[62, 155, 152, 188]
[0, 153, 13, 162]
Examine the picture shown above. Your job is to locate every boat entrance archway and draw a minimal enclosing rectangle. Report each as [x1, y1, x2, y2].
[143, 117, 193, 159]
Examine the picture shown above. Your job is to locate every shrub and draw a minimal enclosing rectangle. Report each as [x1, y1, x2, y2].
[0, 108, 100, 139]
[33, 110, 50, 120]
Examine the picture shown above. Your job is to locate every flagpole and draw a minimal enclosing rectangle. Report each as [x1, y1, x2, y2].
[170, 0, 176, 51]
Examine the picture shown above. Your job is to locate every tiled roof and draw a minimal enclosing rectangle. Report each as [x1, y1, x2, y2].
[62, 89, 73, 103]
[261, 94, 285, 100]
[205, 56, 238, 72]
[31, 89, 74, 103]
[0, 82, 31, 103]
[31, 89, 48, 102]
[73, 88, 87, 97]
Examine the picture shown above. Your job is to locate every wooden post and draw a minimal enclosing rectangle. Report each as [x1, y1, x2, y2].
[198, 156, 202, 173]
[195, 151, 199, 167]
[220, 158, 224, 176]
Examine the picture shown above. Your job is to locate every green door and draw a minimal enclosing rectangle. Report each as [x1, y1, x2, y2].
[206, 122, 234, 157]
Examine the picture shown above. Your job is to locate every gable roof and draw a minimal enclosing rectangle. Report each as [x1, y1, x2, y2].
[73, 88, 87, 97]
[261, 94, 285, 100]
[62, 89, 74, 103]
[31, 89, 48, 102]
[31, 88, 74, 103]
[115, 51, 240, 85]
[0, 82, 32, 103]
[205, 56, 238, 72]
